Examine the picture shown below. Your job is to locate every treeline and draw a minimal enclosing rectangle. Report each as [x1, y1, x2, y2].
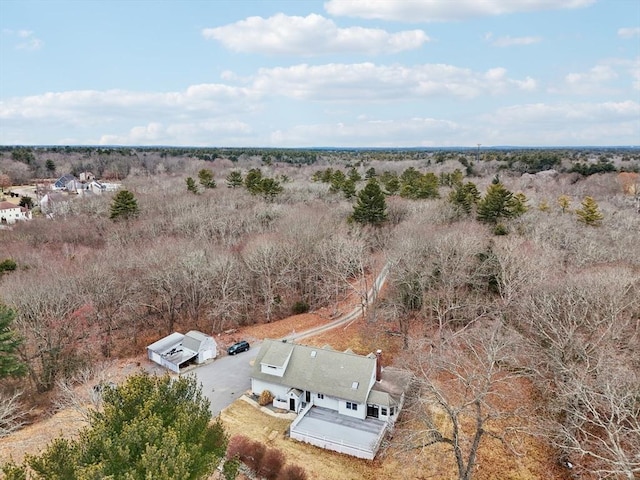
[1, 146, 638, 186]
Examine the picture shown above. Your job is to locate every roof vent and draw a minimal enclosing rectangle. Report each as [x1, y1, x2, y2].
[352, 381, 359, 389]
[310, 351, 317, 358]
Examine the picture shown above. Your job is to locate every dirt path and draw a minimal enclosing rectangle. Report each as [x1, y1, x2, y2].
[283, 262, 389, 342]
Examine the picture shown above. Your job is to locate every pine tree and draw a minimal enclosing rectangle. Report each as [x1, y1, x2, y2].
[449, 181, 480, 215]
[226, 170, 243, 188]
[557, 194, 571, 213]
[351, 179, 387, 225]
[259, 177, 283, 200]
[244, 169, 263, 195]
[186, 177, 199, 194]
[198, 169, 216, 189]
[109, 190, 139, 221]
[18, 373, 228, 480]
[476, 182, 520, 224]
[0, 304, 27, 379]
[45, 159, 56, 175]
[576, 196, 604, 226]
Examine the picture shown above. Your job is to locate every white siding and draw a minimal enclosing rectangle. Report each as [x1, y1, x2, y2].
[260, 363, 286, 377]
[338, 400, 366, 420]
[313, 394, 339, 410]
[251, 379, 288, 400]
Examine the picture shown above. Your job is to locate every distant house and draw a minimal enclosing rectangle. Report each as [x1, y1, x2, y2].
[53, 174, 78, 191]
[78, 171, 95, 182]
[0, 201, 32, 224]
[251, 339, 412, 459]
[147, 330, 217, 373]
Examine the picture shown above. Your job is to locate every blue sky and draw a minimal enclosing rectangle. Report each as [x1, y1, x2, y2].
[1, 0, 638, 147]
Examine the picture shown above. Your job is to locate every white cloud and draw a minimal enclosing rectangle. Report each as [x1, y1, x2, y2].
[324, 0, 595, 22]
[203, 13, 429, 55]
[98, 120, 253, 146]
[480, 101, 640, 145]
[269, 116, 463, 147]
[3, 29, 43, 50]
[0, 85, 258, 125]
[486, 34, 542, 47]
[618, 27, 640, 39]
[252, 62, 535, 100]
[552, 59, 640, 94]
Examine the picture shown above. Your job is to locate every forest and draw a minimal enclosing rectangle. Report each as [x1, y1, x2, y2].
[1, 146, 639, 479]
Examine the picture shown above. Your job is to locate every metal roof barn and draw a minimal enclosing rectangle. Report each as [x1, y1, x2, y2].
[147, 331, 217, 373]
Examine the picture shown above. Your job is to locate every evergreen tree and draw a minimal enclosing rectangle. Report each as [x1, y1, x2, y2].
[347, 167, 361, 183]
[109, 190, 139, 221]
[0, 304, 27, 379]
[448, 181, 480, 215]
[341, 178, 357, 199]
[476, 182, 520, 224]
[186, 177, 199, 194]
[381, 174, 400, 196]
[329, 170, 346, 194]
[19, 196, 33, 209]
[198, 169, 216, 189]
[576, 196, 604, 226]
[511, 192, 529, 216]
[351, 179, 387, 226]
[45, 159, 56, 176]
[365, 167, 377, 179]
[226, 170, 243, 188]
[557, 194, 571, 213]
[244, 169, 263, 195]
[12, 373, 228, 480]
[259, 177, 283, 200]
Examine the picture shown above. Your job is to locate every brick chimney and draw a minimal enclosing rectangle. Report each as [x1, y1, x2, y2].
[375, 349, 382, 382]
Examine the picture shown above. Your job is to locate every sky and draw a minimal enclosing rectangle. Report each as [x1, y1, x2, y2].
[0, 0, 639, 147]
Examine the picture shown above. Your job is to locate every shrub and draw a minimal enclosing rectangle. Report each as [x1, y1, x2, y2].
[277, 464, 308, 480]
[493, 223, 509, 236]
[244, 440, 265, 473]
[291, 301, 309, 315]
[259, 448, 286, 480]
[226, 435, 253, 460]
[0, 259, 17, 275]
[259, 390, 274, 406]
[222, 457, 240, 480]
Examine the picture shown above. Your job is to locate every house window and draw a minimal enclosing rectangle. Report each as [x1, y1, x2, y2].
[381, 407, 388, 416]
[346, 402, 358, 411]
[317, 393, 324, 399]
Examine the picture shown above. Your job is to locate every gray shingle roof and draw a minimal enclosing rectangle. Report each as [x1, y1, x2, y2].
[252, 339, 376, 404]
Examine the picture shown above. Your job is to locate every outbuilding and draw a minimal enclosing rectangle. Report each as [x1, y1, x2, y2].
[147, 330, 217, 373]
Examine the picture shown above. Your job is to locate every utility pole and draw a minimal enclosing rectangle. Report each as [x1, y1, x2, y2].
[476, 144, 481, 164]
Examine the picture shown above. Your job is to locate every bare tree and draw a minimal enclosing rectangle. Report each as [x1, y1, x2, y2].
[242, 235, 296, 322]
[3, 269, 86, 392]
[0, 390, 27, 438]
[399, 322, 527, 480]
[519, 266, 640, 478]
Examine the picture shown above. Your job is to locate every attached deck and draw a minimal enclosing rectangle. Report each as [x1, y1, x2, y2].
[290, 406, 387, 460]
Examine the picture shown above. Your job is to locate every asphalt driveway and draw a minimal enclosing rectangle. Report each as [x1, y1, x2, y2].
[190, 343, 260, 417]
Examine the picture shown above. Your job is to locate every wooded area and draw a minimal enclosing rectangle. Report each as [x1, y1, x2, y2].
[1, 146, 638, 479]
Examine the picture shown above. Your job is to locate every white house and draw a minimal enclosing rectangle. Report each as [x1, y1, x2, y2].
[251, 339, 412, 459]
[147, 330, 217, 373]
[0, 201, 32, 224]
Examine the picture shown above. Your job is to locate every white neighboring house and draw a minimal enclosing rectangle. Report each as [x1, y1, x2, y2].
[0, 201, 32, 224]
[251, 339, 412, 459]
[147, 330, 217, 373]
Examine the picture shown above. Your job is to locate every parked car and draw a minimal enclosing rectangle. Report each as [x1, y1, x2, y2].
[227, 340, 250, 355]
